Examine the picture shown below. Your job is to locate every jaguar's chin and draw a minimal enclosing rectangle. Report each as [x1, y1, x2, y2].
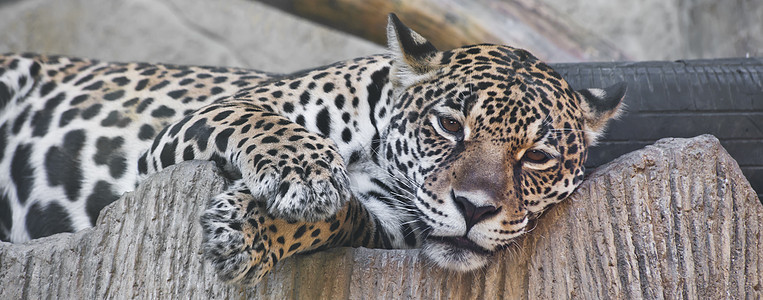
[421, 236, 493, 272]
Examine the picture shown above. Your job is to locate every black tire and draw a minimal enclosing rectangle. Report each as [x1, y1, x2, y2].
[551, 58, 763, 200]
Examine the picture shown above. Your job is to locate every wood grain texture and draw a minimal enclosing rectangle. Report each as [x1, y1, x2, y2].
[252, 0, 628, 62]
[0, 135, 760, 299]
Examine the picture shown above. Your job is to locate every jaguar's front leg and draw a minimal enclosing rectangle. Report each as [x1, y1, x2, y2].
[199, 180, 376, 285]
[140, 99, 351, 222]
[141, 99, 378, 285]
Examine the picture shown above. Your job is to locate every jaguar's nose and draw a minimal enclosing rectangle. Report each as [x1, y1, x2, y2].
[453, 195, 500, 232]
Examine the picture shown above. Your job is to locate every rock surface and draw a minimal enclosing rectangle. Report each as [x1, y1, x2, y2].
[1, 135, 760, 299]
[1, 0, 759, 64]
[0, 0, 382, 73]
[539, 0, 763, 60]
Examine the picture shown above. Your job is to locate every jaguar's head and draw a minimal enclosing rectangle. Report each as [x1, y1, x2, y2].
[382, 14, 626, 271]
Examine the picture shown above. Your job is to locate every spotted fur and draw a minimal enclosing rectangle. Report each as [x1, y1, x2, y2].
[0, 14, 625, 285]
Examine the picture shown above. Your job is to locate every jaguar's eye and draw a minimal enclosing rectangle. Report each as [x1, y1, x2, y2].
[438, 116, 463, 134]
[523, 149, 552, 164]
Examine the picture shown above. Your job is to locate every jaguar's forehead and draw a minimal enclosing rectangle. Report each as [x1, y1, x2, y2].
[426, 45, 582, 130]
[441, 44, 540, 67]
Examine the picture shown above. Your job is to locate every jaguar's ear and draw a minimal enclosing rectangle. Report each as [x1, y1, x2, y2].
[577, 82, 627, 145]
[386, 13, 440, 85]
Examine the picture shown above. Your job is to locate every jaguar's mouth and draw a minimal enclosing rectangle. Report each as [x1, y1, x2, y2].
[421, 234, 493, 271]
[425, 235, 492, 255]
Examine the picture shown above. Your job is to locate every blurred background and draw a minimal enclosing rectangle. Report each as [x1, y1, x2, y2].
[1, 0, 760, 71]
[1, 0, 761, 196]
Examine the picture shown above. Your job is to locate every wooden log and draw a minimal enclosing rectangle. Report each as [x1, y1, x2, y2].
[251, 0, 630, 62]
[0, 135, 760, 298]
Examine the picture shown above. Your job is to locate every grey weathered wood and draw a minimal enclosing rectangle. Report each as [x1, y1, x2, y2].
[0, 135, 760, 299]
[252, 0, 628, 62]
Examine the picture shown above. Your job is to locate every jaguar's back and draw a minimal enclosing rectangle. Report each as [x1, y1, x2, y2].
[0, 54, 269, 241]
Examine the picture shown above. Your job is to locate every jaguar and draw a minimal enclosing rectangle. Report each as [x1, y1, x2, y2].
[0, 14, 625, 285]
